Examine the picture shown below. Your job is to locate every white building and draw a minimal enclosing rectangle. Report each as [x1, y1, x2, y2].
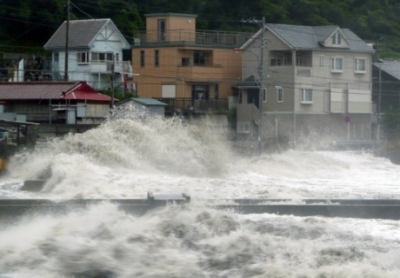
[44, 18, 132, 90]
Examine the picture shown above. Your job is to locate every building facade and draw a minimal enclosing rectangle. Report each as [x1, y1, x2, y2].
[44, 19, 132, 90]
[132, 13, 252, 115]
[236, 24, 374, 148]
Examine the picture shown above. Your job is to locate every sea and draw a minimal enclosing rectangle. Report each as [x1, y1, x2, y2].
[0, 114, 399, 278]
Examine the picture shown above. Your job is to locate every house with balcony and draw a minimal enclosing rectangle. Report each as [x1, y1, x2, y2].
[236, 24, 374, 148]
[132, 13, 252, 115]
[44, 18, 132, 90]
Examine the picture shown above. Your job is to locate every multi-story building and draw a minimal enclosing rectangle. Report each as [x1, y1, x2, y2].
[132, 13, 252, 115]
[236, 24, 374, 148]
[44, 19, 132, 90]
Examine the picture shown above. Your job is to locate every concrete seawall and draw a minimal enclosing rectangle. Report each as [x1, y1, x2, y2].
[2, 197, 400, 220]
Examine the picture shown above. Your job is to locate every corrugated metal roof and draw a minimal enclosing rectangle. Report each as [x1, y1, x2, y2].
[130, 98, 167, 107]
[0, 81, 113, 102]
[44, 19, 110, 49]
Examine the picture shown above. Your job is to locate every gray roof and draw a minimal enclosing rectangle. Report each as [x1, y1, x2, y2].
[242, 24, 374, 53]
[117, 98, 167, 107]
[373, 60, 400, 81]
[44, 19, 128, 49]
[236, 75, 259, 88]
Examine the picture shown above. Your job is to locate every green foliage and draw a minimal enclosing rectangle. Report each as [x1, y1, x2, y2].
[98, 85, 137, 102]
[3, 0, 400, 57]
[227, 107, 237, 123]
[382, 106, 400, 140]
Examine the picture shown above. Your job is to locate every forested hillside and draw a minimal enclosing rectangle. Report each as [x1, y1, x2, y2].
[1, 0, 400, 57]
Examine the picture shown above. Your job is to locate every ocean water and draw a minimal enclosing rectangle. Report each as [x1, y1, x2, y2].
[0, 115, 399, 277]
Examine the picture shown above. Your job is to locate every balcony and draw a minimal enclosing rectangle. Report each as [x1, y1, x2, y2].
[52, 61, 131, 75]
[134, 29, 252, 47]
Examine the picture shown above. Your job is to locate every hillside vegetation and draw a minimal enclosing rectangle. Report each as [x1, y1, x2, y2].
[0, 0, 400, 57]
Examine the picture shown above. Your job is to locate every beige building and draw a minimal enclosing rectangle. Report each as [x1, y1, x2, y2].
[236, 24, 375, 148]
[132, 13, 251, 115]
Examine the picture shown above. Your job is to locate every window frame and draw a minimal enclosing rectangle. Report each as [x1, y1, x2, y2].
[53, 52, 59, 62]
[276, 86, 283, 102]
[296, 56, 303, 66]
[193, 51, 206, 66]
[332, 32, 342, 46]
[77, 52, 89, 64]
[140, 50, 145, 68]
[301, 88, 313, 104]
[331, 57, 343, 72]
[354, 58, 366, 73]
[319, 55, 324, 67]
[154, 50, 159, 67]
[270, 58, 282, 66]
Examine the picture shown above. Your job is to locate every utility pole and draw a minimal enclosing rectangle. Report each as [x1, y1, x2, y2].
[242, 16, 266, 153]
[378, 63, 382, 142]
[111, 53, 115, 107]
[258, 16, 266, 153]
[376, 37, 383, 143]
[64, 0, 70, 81]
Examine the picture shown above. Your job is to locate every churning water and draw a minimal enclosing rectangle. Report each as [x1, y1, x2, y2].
[0, 114, 400, 277]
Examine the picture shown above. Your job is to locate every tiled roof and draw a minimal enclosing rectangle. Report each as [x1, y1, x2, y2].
[0, 82, 77, 99]
[44, 19, 110, 49]
[0, 81, 113, 102]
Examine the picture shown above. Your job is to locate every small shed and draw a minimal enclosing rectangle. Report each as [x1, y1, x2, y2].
[116, 98, 167, 117]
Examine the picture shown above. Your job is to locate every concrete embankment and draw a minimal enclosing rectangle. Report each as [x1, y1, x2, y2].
[2, 197, 400, 220]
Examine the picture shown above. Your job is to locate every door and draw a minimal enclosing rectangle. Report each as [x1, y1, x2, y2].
[247, 89, 260, 108]
[67, 109, 76, 124]
[158, 19, 166, 42]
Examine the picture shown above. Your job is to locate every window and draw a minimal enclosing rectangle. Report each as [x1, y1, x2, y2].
[319, 55, 324, 67]
[263, 88, 267, 102]
[140, 50, 145, 67]
[182, 58, 190, 66]
[77, 52, 89, 64]
[192, 84, 209, 100]
[194, 51, 205, 66]
[276, 86, 283, 102]
[331, 57, 343, 72]
[54, 52, 59, 62]
[332, 32, 342, 45]
[354, 58, 366, 73]
[301, 88, 313, 103]
[154, 50, 159, 67]
[296, 56, 303, 66]
[91, 52, 113, 62]
[270, 58, 281, 66]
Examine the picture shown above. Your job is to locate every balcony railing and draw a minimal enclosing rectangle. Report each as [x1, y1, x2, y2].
[134, 29, 252, 47]
[51, 61, 131, 74]
[157, 98, 229, 114]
